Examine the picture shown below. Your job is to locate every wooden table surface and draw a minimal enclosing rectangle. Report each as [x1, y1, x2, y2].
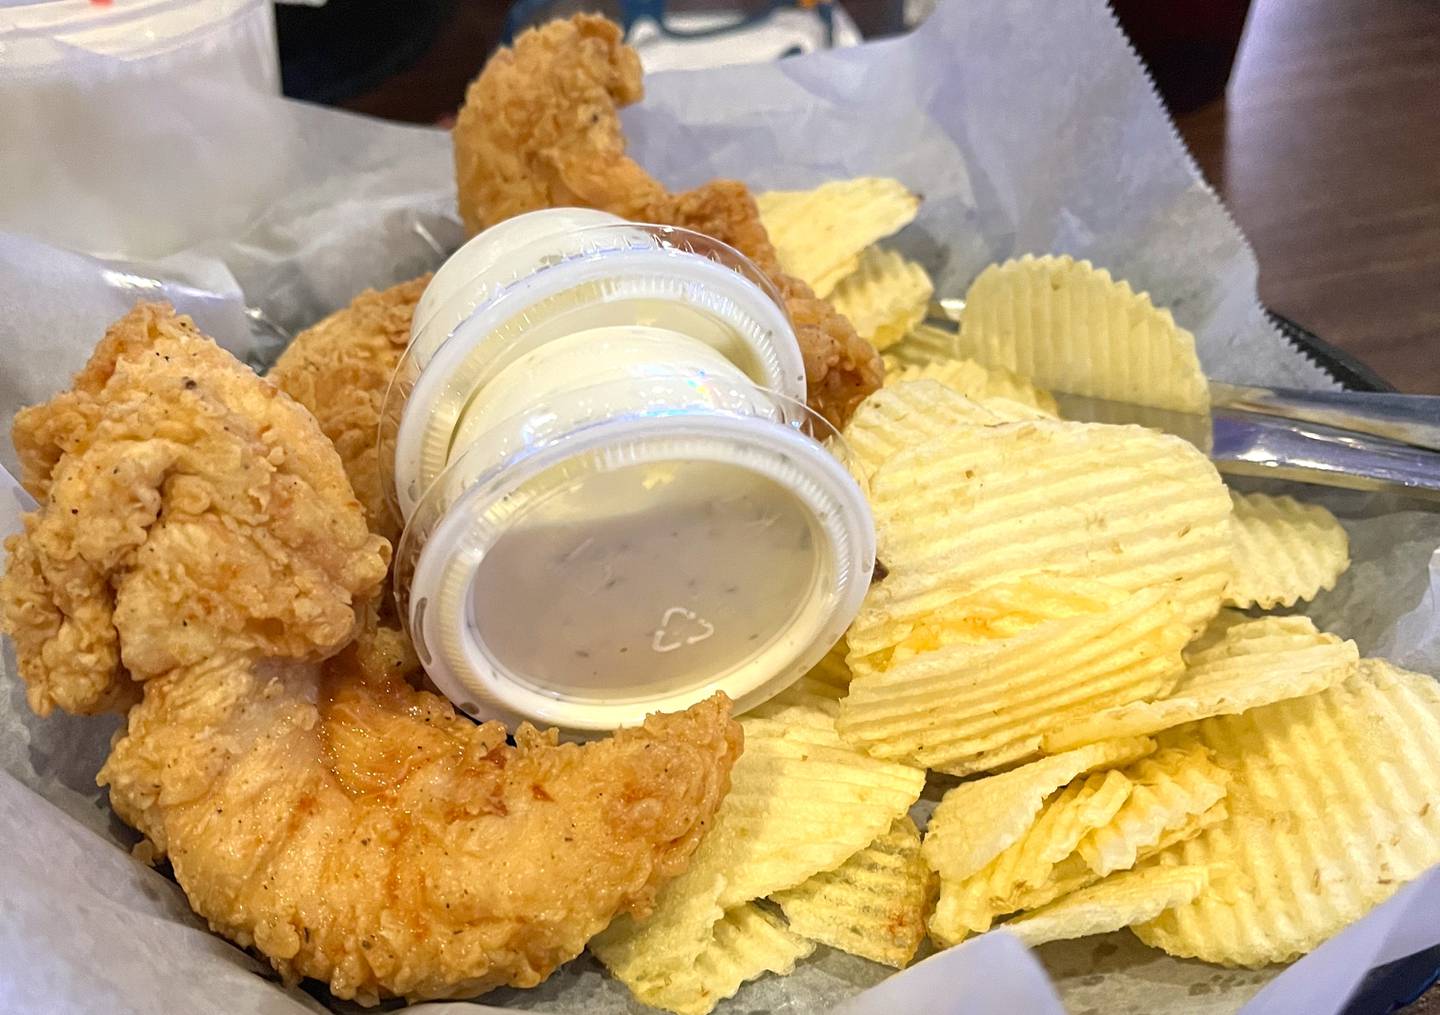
[1174, 0, 1440, 394]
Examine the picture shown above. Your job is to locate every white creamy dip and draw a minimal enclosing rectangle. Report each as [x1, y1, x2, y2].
[391, 211, 874, 731]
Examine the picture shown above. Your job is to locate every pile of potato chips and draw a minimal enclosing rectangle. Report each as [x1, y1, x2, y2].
[590, 179, 1440, 1015]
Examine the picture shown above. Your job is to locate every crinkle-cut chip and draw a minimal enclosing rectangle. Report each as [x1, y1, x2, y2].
[884, 323, 964, 368]
[708, 716, 926, 908]
[929, 876, 1008, 947]
[594, 712, 926, 989]
[883, 574, 1140, 660]
[984, 771, 1132, 897]
[840, 580, 1190, 774]
[1185, 612, 1358, 679]
[808, 638, 852, 690]
[928, 771, 1132, 945]
[1041, 614, 1359, 753]
[977, 396, 1056, 422]
[1004, 865, 1210, 948]
[601, 901, 816, 1015]
[756, 179, 920, 297]
[590, 870, 728, 1008]
[1226, 491, 1351, 609]
[846, 419, 1233, 666]
[842, 380, 1002, 483]
[1075, 744, 1230, 877]
[1132, 659, 1440, 967]
[1150, 801, 1228, 855]
[743, 690, 838, 729]
[830, 247, 934, 351]
[958, 254, 1211, 413]
[747, 640, 851, 724]
[683, 905, 815, 1015]
[888, 358, 1059, 417]
[772, 816, 932, 968]
[930, 746, 1226, 947]
[922, 737, 1155, 883]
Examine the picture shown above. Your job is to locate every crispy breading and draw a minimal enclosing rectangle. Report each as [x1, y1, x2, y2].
[2, 304, 387, 715]
[103, 657, 741, 1003]
[1, 304, 743, 1003]
[269, 275, 430, 549]
[452, 15, 882, 426]
[453, 14, 661, 232]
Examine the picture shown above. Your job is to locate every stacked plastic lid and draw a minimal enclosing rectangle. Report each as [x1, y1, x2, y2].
[385, 210, 875, 732]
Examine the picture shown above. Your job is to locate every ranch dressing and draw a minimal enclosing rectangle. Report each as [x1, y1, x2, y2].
[391, 211, 874, 731]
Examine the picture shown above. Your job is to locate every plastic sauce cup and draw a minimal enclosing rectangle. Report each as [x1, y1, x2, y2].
[386, 211, 874, 731]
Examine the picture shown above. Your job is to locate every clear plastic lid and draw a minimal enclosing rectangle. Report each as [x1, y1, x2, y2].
[396, 379, 874, 732]
[382, 222, 806, 522]
[410, 207, 627, 358]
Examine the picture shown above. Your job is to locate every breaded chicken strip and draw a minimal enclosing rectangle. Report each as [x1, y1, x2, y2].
[2, 304, 387, 715]
[452, 14, 883, 427]
[1, 303, 742, 1003]
[454, 14, 662, 231]
[269, 275, 430, 549]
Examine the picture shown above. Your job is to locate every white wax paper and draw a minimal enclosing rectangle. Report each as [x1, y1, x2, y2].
[1, 1, 1437, 1013]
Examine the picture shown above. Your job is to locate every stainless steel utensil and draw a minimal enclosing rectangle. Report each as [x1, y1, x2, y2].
[921, 302, 1440, 501]
[922, 303, 1440, 500]
[1050, 388, 1440, 501]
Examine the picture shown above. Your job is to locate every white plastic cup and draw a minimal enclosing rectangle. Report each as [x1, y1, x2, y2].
[383, 218, 809, 521]
[389, 210, 874, 731]
[0, 0, 284, 258]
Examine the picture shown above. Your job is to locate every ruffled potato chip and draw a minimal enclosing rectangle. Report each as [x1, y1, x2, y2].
[1042, 614, 1359, 753]
[846, 420, 1233, 671]
[841, 579, 1190, 774]
[599, 901, 816, 1015]
[757, 178, 920, 297]
[887, 358, 1058, 417]
[842, 380, 1003, 483]
[1075, 744, 1230, 877]
[1004, 864, 1210, 948]
[959, 254, 1210, 413]
[773, 816, 932, 968]
[929, 743, 1227, 946]
[930, 771, 1133, 944]
[1226, 491, 1351, 609]
[922, 737, 1155, 884]
[884, 322, 965, 368]
[830, 247, 934, 350]
[593, 711, 924, 1001]
[1133, 660, 1440, 967]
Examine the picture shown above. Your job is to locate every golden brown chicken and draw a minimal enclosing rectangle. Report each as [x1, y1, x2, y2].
[269, 275, 429, 550]
[0, 303, 742, 1003]
[452, 14, 883, 427]
[1, 304, 389, 717]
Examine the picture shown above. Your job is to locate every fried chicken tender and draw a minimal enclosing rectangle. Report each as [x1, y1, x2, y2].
[452, 14, 883, 427]
[454, 14, 660, 231]
[1, 304, 388, 715]
[103, 656, 740, 1003]
[1, 303, 742, 1003]
[269, 275, 430, 549]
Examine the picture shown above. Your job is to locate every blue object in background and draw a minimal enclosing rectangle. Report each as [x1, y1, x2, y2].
[504, 0, 835, 48]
